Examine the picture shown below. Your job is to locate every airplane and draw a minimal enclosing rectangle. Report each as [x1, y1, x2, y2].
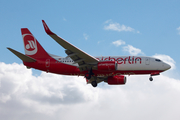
[7, 20, 171, 87]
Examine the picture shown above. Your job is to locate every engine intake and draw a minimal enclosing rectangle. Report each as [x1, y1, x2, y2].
[107, 75, 126, 85]
[97, 61, 117, 71]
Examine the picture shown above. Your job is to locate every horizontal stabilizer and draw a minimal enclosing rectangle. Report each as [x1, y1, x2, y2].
[7, 47, 36, 62]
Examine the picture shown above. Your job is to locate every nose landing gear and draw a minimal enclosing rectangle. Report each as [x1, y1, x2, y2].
[149, 76, 153, 81]
[149, 72, 160, 81]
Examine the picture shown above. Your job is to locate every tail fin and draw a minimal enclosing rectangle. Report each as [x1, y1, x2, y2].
[21, 28, 51, 59]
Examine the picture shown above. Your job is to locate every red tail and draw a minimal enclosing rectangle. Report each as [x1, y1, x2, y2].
[21, 28, 51, 59]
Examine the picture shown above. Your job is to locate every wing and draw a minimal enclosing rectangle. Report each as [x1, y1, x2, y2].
[42, 20, 99, 71]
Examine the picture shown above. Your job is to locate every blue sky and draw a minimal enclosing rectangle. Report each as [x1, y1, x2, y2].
[1, 1, 180, 120]
[1, 0, 179, 59]
[1, 0, 180, 76]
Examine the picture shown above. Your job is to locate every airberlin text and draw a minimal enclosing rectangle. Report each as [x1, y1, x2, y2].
[96, 56, 142, 64]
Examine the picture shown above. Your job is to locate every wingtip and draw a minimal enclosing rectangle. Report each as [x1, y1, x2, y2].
[7, 47, 12, 50]
[7, 47, 15, 52]
[42, 20, 55, 35]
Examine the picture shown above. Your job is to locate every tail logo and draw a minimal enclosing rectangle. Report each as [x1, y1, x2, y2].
[22, 34, 38, 55]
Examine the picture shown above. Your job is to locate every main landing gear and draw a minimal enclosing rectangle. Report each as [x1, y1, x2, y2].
[85, 68, 97, 87]
[85, 68, 94, 79]
[85, 73, 91, 79]
[91, 81, 97, 87]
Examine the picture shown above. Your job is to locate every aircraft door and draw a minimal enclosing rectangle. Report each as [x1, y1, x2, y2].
[145, 58, 150, 65]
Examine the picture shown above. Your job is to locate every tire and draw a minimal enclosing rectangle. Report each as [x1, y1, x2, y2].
[91, 81, 97, 87]
[149, 77, 153, 81]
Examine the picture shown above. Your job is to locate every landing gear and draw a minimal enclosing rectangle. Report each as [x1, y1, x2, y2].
[85, 68, 97, 87]
[85, 73, 91, 79]
[149, 76, 153, 81]
[85, 68, 94, 79]
[149, 72, 160, 81]
[91, 81, 97, 87]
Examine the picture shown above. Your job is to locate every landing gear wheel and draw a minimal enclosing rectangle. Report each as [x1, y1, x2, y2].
[91, 81, 97, 87]
[149, 76, 153, 81]
[85, 73, 91, 79]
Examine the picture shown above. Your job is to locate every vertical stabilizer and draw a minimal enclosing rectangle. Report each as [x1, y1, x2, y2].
[21, 28, 51, 59]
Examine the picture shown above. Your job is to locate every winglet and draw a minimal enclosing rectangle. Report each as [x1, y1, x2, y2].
[42, 20, 55, 35]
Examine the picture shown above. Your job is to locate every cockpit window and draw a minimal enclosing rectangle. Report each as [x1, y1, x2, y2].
[155, 59, 161, 62]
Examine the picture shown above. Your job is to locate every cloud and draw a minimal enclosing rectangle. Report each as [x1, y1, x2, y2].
[104, 20, 139, 33]
[177, 26, 180, 35]
[83, 33, 89, 40]
[123, 45, 144, 55]
[104, 23, 134, 32]
[112, 40, 126, 47]
[1, 62, 180, 120]
[153, 54, 176, 70]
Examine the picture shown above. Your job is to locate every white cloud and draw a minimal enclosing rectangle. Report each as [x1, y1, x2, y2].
[83, 33, 89, 40]
[104, 20, 139, 33]
[104, 23, 134, 32]
[153, 54, 176, 70]
[177, 26, 180, 35]
[1, 62, 180, 120]
[123, 45, 144, 55]
[112, 40, 126, 47]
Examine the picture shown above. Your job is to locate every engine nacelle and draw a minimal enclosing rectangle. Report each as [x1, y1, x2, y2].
[97, 61, 117, 71]
[107, 75, 126, 85]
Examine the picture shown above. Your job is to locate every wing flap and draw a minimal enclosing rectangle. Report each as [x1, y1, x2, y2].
[7, 48, 36, 62]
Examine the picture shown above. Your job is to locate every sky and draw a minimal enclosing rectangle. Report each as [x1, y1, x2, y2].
[1, 0, 180, 120]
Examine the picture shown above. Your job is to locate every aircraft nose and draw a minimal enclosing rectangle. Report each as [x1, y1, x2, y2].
[164, 63, 171, 70]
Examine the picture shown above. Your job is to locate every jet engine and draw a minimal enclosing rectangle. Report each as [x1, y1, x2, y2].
[97, 61, 117, 71]
[107, 75, 126, 85]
